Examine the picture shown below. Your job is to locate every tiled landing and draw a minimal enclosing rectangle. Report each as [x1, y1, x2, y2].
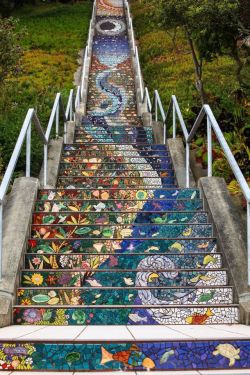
[1, 324, 250, 341]
[1, 372, 250, 375]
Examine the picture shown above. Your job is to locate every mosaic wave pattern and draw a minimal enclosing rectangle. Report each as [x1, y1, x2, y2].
[5, 0, 247, 372]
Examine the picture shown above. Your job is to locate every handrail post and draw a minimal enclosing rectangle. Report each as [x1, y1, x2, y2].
[26, 121, 31, 177]
[56, 103, 59, 138]
[70, 98, 73, 121]
[44, 144, 48, 186]
[173, 103, 176, 139]
[0, 202, 2, 281]
[155, 92, 158, 122]
[248, 201, 250, 285]
[207, 115, 213, 177]
[163, 121, 166, 145]
[186, 142, 190, 188]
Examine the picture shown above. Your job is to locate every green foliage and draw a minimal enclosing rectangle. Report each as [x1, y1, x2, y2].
[0, 1, 92, 176]
[131, 0, 250, 182]
[0, 17, 23, 83]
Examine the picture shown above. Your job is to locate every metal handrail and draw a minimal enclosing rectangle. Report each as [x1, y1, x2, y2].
[80, 0, 96, 101]
[143, 87, 152, 112]
[124, 0, 144, 102]
[148, 88, 250, 284]
[0, 86, 80, 280]
[165, 95, 190, 187]
[0, 109, 47, 279]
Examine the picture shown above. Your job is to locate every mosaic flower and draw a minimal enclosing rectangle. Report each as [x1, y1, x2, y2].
[32, 257, 41, 266]
[23, 309, 42, 323]
[46, 275, 57, 285]
[58, 273, 72, 285]
[21, 298, 32, 306]
[31, 273, 44, 286]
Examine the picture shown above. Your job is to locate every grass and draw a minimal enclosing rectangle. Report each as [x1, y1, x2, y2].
[0, 1, 92, 176]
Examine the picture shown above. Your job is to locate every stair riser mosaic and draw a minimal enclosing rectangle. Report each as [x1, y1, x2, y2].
[13, 306, 238, 325]
[35, 199, 203, 212]
[27, 238, 217, 254]
[31, 224, 213, 240]
[17, 286, 232, 306]
[20, 270, 227, 288]
[32, 211, 208, 225]
[1, 340, 248, 371]
[25, 253, 221, 270]
[38, 188, 200, 200]
[60, 163, 173, 170]
[57, 177, 177, 188]
[59, 169, 175, 178]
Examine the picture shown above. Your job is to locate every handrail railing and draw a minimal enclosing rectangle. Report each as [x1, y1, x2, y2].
[147, 87, 250, 285]
[0, 86, 80, 280]
[124, 0, 144, 102]
[142, 87, 152, 112]
[0, 109, 47, 280]
[80, 0, 96, 101]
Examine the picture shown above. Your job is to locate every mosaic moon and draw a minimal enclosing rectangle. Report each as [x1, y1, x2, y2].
[96, 19, 126, 36]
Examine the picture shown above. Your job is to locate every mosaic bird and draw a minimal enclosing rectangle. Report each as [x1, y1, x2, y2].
[100, 344, 155, 370]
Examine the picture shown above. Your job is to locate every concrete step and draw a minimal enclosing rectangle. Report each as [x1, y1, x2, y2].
[26, 237, 217, 254]
[59, 163, 173, 171]
[31, 223, 213, 239]
[58, 168, 175, 178]
[13, 304, 239, 325]
[24, 252, 221, 270]
[20, 269, 228, 288]
[32, 211, 208, 225]
[34, 198, 203, 213]
[37, 188, 200, 200]
[62, 155, 172, 162]
[0, 325, 249, 372]
[17, 285, 232, 306]
[63, 144, 168, 151]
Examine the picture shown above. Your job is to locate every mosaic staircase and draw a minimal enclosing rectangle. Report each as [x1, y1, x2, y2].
[0, 0, 249, 372]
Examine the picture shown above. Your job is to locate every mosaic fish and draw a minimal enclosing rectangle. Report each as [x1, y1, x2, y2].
[198, 291, 215, 303]
[100, 345, 155, 369]
[128, 313, 147, 323]
[169, 242, 184, 253]
[185, 308, 214, 324]
[160, 349, 175, 364]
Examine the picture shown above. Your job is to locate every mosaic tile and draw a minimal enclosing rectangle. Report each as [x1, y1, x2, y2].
[1, 340, 249, 371]
[38, 188, 200, 200]
[13, 305, 239, 325]
[17, 286, 232, 306]
[35, 198, 203, 212]
[25, 252, 221, 270]
[32, 211, 208, 226]
[31, 223, 213, 240]
[20, 269, 227, 288]
[27, 238, 218, 254]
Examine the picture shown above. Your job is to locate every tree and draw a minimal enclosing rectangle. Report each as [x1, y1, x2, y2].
[151, 0, 248, 104]
[0, 17, 23, 84]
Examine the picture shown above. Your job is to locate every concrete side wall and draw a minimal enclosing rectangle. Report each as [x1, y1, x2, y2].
[198, 177, 250, 323]
[0, 177, 39, 327]
[39, 137, 63, 188]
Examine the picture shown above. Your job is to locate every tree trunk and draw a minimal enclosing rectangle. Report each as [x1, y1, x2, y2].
[231, 46, 245, 87]
[185, 27, 207, 105]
